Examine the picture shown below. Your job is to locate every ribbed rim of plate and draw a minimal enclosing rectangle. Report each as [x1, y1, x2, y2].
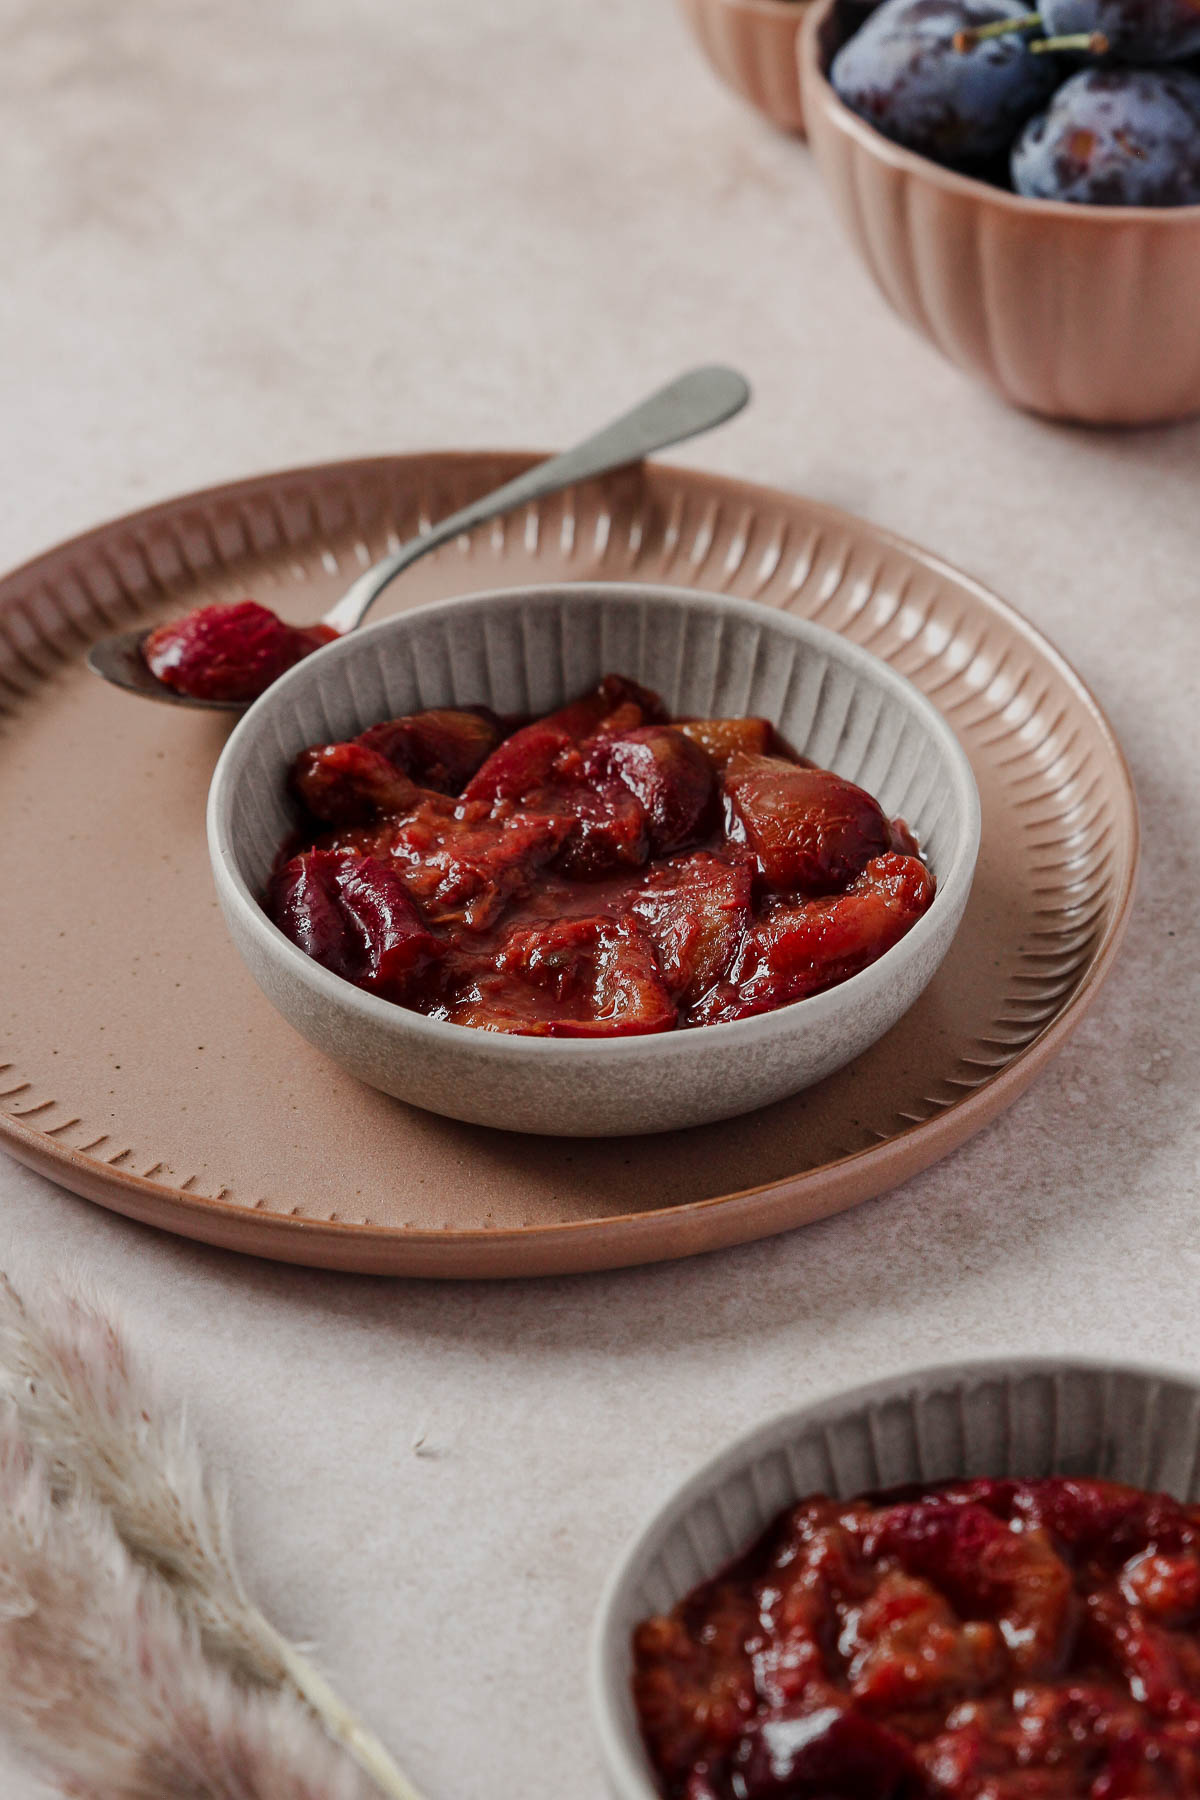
[0, 454, 1140, 1270]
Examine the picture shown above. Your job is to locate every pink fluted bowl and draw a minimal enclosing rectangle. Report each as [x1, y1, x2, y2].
[799, 0, 1200, 426]
[678, 0, 810, 136]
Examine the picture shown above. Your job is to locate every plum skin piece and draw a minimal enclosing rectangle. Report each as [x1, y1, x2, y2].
[452, 915, 677, 1037]
[722, 753, 892, 895]
[588, 726, 716, 858]
[267, 850, 440, 1000]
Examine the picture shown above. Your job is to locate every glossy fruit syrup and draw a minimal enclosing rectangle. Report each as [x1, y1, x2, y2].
[265, 675, 934, 1037]
[633, 1475, 1200, 1799]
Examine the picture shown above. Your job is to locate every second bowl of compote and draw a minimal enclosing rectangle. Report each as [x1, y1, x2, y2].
[593, 1358, 1200, 1800]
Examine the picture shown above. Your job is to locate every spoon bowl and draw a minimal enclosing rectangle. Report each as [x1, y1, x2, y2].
[86, 626, 244, 710]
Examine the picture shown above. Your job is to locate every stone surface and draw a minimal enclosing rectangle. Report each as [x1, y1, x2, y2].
[0, 0, 1197, 1795]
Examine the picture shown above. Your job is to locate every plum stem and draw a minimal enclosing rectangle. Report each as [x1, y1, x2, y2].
[1029, 28, 1111, 50]
[952, 10, 1040, 50]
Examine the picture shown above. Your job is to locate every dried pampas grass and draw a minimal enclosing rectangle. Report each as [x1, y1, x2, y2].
[0, 1413, 372, 1800]
[0, 1276, 423, 1800]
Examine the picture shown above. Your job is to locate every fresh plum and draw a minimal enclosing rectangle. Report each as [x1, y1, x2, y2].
[1012, 66, 1200, 203]
[831, 0, 1061, 164]
[1032, 0, 1200, 61]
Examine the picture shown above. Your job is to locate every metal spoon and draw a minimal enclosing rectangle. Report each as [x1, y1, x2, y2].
[87, 365, 751, 711]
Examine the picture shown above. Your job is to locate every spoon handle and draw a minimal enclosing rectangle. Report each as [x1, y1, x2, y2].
[320, 366, 750, 636]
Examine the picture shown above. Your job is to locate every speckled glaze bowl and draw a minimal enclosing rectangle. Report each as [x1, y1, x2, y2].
[799, 0, 1200, 426]
[591, 1356, 1200, 1800]
[208, 583, 979, 1137]
[678, 0, 810, 136]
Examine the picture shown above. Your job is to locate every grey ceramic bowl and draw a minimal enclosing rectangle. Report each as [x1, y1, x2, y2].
[591, 1356, 1200, 1800]
[207, 583, 980, 1136]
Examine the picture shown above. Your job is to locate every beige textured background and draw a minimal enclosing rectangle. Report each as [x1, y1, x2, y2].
[1, 1, 1197, 1795]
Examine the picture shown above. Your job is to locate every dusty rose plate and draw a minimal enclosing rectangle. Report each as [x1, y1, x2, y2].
[0, 452, 1137, 1277]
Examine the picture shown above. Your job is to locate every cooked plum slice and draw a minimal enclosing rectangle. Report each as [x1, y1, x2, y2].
[723, 753, 892, 894]
[633, 1585, 762, 1792]
[461, 719, 574, 806]
[143, 600, 336, 704]
[268, 848, 355, 974]
[469, 752, 652, 879]
[552, 784, 649, 879]
[290, 741, 421, 826]
[590, 726, 715, 857]
[544, 673, 666, 742]
[631, 852, 752, 1005]
[1119, 1552, 1200, 1625]
[268, 849, 439, 999]
[678, 716, 774, 771]
[731, 1707, 924, 1800]
[867, 1498, 1073, 1681]
[700, 854, 934, 1021]
[1086, 1592, 1196, 1718]
[452, 915, 675, 1037]
[842, 1569, 1004, 1709]
[380, 796, 572, 930]
[462, 719, 655, 880]
[357, 707, 502, 793]
[462, 677, 666, 807]
[1008, 1475, 1200, 1566]
[335, 859, 441, 998]
[293, 709, 502, 825]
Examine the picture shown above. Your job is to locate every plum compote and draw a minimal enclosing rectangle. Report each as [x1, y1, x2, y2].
[142, 600, 337, 703]
[633, 1475, 1200, 1799]
[265, 675, 934, 1038]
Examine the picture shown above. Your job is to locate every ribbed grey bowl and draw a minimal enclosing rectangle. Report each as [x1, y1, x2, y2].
[591, 1357, 1200, 1800]
[207, 584, 980, 1136]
